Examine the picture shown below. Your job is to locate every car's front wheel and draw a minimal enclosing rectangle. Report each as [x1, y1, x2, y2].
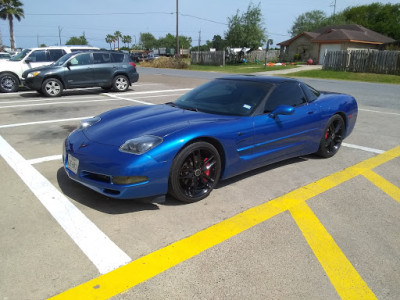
[0, 73, 19, 93]
[42, 78, 63, 97]
[169, 142, 221, 203]
[317, 114, 345, 158]
[112, 75, 129, 92]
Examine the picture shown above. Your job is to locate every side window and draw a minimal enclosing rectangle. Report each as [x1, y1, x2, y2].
[300, 82, 320, 102]
[69, 53, 91, 66]
[27, 50, 50, 62]
[93, 53, 111, 64]
[264, 82, 306, 113]
[48, 49, 66, 61]
[110, 53, 124, 63]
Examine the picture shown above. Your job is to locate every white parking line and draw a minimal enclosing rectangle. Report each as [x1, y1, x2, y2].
[27, 154, 62, 165]
[0, 135, 131, 274]
[342, 143, 384, 154]
[0, 116, 92, 129]
[105, 93, 155, 105]
[359, 108, 400, 116]
[0, 98, 119, 109]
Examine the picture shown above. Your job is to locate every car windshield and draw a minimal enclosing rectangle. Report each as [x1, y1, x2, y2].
[53, 52, 76, 66]
[173, 79, 272, 116]
[9, 49, 31, 61]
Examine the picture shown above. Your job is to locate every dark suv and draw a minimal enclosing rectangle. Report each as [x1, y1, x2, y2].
[22, 51, 139, 97]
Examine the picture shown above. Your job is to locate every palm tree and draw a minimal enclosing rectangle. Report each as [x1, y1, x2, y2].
[114, 31, 122, 50]
[105, 34, 114, 50]
[122, 35, 132, 48]
[0, 0, 24, 51]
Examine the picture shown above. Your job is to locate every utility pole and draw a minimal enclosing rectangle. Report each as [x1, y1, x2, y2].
[176, 0, 179, 58]
[331, 0, 337, 17]
[198, 30, 201, 51]
[58, 26, 63, 46]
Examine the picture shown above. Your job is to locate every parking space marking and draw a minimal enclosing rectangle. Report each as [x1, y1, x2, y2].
[359, 108, 400, 116]
[27, 154, 62, 165]
[0, 116, 91, 129]
[290, 202, 376, 299]
[105, 93, 154, 105]
[51, 145, 400, 299]
[343, 143, 384, 154]
[0, 135, 131, 274]
[0, 98, 119, 109]
[362, 170, 400, 204]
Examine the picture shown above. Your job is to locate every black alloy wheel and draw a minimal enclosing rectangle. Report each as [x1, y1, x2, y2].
[169, 142, 221, 203]
[317, 114, 345, 158]
[0, 73, 19, 93]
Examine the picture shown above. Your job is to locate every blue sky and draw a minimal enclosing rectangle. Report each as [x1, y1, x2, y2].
[0, 0, 398, 49]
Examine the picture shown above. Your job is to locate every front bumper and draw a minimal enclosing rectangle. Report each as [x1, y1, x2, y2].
[63, 131, 170, 199]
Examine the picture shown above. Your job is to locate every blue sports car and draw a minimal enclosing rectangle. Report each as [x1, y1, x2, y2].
[63, 76, 357, 203]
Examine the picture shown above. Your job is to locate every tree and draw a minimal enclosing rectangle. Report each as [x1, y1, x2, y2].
[289, 10, 327, 37]
[342, 3, 400, 40]
[140, 32, 158, 50]
[211, 35, 226, 51]
[114, 30, 122, 49]
[105, 34, 114, 50]
[0, 0, 24, 51]
[122, 35, 132, 48]
[66, 33, 88, 45]
[225, 3, 266, 50]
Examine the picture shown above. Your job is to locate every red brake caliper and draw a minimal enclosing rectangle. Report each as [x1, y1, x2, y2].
[203, 158, 210, 181]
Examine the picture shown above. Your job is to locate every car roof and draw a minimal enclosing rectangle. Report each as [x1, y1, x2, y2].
[217, 75, 299, 85]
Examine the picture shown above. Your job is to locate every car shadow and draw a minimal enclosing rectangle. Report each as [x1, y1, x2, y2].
[57, 168, 159, 214]
[18, 87, 135, 98]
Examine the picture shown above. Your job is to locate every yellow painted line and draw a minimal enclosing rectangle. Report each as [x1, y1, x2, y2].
[50, 145, 400, 299]
[290, 202, 377, 299]
[362, 170, 400, 204]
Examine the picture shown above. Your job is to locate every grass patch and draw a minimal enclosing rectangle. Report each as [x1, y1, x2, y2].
[285, 69, 400, 84]
[187, 63, 298, 73]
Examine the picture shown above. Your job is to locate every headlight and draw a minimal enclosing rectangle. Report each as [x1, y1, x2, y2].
[27, 71, 41, 78]
[79, 116, 101, 129]
[119, 135, 163, 155]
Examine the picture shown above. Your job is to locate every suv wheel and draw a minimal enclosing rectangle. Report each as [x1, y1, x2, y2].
[0, 73, 19, 93]
[42, 78, 63, 97]
[112, 75, 129, 92]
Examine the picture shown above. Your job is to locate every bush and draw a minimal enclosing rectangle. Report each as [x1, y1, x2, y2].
[141, 56, 189, 69]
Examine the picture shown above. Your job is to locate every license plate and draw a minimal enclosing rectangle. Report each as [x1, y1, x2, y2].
[67, 154, 79, 174]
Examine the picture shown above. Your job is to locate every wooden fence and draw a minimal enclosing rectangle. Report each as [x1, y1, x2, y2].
[191, 51, 225, 66]
[323, 50, 400, 75]
[244, 50, 280, 63]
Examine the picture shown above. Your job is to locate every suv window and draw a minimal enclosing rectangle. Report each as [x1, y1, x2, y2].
[111, 53, 124, 63]
[28, 50, 50, 62]
[265, 82, 306, 113]
[70, 53, 91, 66]
[48, 49, 66, 61]
[93, 52, 111, 64]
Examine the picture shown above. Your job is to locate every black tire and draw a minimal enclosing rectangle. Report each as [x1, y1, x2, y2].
[112, 75, 129, 92]
[169, 142, 221, 203]
[317, 114, 345, 158]
[42, 78, 63, 97]
[0, 73, 19, 93]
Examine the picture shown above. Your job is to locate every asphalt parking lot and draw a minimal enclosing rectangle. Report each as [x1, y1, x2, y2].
[1, 69, 399, 300]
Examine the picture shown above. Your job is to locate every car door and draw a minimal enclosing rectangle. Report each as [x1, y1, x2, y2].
[251, 82, 322, 166]
[64, 53, 94, 87]
[92, 52, 113, 85]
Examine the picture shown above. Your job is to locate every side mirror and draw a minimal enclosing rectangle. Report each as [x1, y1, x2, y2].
[66, 61, 72, 69]
[25, 58, 32, 64]
[269, 105, 295, 118]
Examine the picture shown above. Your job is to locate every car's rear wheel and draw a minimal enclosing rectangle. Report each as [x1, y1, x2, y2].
[317, 114, 345, 158]
[169, 142, 221, 203]
[0, 73, 19, 93]
[112, 75, 129, 92]
[42, 78, 63, 97]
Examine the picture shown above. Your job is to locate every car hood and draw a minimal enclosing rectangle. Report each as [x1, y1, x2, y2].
[83, 104, 235, 146]
[22, 65, 59, 77]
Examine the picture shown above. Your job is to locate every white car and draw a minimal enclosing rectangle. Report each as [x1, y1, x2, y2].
[0, 46, 99, 93]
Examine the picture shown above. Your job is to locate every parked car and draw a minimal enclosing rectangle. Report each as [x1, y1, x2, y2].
[22, 50, 139, 97]
[0, 46, 99, 93]
[0, 52, 11, 60]
[63, 76, 357, 203]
